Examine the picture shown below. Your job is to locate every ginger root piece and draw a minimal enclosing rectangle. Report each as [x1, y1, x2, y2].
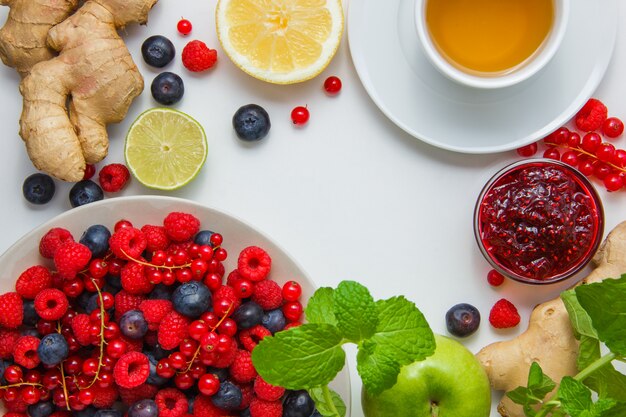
[19, 0, 157, 182]
[0, 0, 79, 77]
[477, 221, 626, 417]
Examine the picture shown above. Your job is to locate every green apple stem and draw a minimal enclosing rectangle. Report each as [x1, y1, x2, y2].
[430, 402, 440, 417]
[321, 385, 341, 417]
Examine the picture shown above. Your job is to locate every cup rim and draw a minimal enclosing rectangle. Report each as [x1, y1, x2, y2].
[415, 0, 570, 89]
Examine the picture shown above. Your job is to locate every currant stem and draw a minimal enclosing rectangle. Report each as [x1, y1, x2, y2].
[544, 141, 626, 174]
[120, 246, 221, 272]
[76, 279, 107, 390]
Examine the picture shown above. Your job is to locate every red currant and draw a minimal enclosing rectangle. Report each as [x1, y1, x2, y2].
[83, 164, 96, 180]
[62, 278, 84, 298]
[594, 162, 612, 180]
[613, 149, 626, 167]
[282, 281, 302, 301]
[486, 269, 504, 286]
[191, 259, 209, 279]
[543, 147, 560, 160]
[4, 365, 23, 383]
[198, 373, 221, 396]
[114, 219, 133, 232]
[204, 272, 222, 291]
[88, 259, 108, 279]
[177, 18, 193, 35]
[516, 143, 537, 157]
[547, 127, 569, 145]
[291, 106, 310, 125]
[602, 117, 624, 138]
[578, 157, 595, 176]
[233, 279, 254, 298]
[21, 386, 41, 405]
[156, 358, 176, 378]
[214, 247, 228, 262]
[176, 268, 194, 283]
[209, 233, 223, 247]
[179, 339, 199, 357]
[217, 318, 237, 337]
[595, 143, 616, 162]
[105, 339, 127, 358]
[189, 320, 210, 340]
[198, 245, 214, 261]
[283, 301, 303, 322]
[201, 331, 219, 352]
[174, 372, 195, 390]
[567, 132, 582, 148]
[604, 173, 623, 192]
[78, 389, 94, 405]
[169, 352, 187, 369]
[323, 76, 342, 95]
[581, 132, 602, 153]
[560, 151, 579, 167]
[81, 358, 99, 377]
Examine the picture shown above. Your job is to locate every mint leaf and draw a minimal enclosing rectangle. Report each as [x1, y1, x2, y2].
[601, 402, 626, 417]
[356, 340, 401, 395]
[527, 362, 557, 399]
[594, 399, 618, 415]
[306, 287, 337, 325]
[562, 290, 598, 339]
[559, 376, 594, 416]
[333, 281, 378, 342]
[251, 324, 346, 389]
[308, 387, 346, 417]
[577, 336, 626, 401]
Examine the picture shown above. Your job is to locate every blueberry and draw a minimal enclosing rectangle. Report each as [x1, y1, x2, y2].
[172, 281, 212, 319]
[23, 173, 55, 204]
[232, 301, 263, 329]
[194, 230, 216, 246]
[232, 104, 271, 141]
[240, 408, 251, 417]
[23, 299, 38, 326]
[212, 381, 242, 411]
[79, 224, 111, 258]
[283, 390, 315, 417]
[27, 401, 55, 417]
[85, 293, 99, 314]
[141, 35, 176, 68]
[445, 303, 481, 338]
[145, 352, 168, 386]
[94, 410, 122, 417]
[0, 359, 8, 383]
[206, 366, 229, 382]
[120, 310, 149, 340]
[74, 407, 97, 417]
[37, 333, 69, 366]
[149, 284, 172, 300]
[151, 72, 185, 105]
[21, 328, 40, 338]
[69, 180, 103, 208]
[128, 399, 158, 417]
[262, 308, 286, 334]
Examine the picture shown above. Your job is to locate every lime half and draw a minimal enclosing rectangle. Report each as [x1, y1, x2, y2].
[124, 108, 207, 190]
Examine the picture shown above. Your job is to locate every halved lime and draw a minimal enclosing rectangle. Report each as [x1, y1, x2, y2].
[124, 108, 207, 190]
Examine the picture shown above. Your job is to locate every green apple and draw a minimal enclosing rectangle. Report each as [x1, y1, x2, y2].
[362, 334, 491, 417]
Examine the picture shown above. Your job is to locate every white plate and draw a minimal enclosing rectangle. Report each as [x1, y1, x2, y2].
[347, 0, 618, 154]
[0, 196, 351, 415]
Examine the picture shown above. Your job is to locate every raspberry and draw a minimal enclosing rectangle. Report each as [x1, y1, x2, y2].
[249, 398, 283, 417]
[34, 288, 69, 320]
[141, 224, 171, 252]
[489, 298, 521, 329]
[253, 376, 285, 401]
[109, 227, 148, 260]
[39, 228, 74, 259]
[163, 212, 201, 242]
[118, 384, 159, 405]
[238, 383, 255, 410]
[114, 290, 146, 321]
[158, 311, 191, 350]
[98, 163, 131, 192]
[122, 334, 145, 352]
[156, 388, 189, 417]
[13, 336, 41, 369]
[182, 40, 217, 72]
[91, 384, 119, 408]
[53, 241, 92, 279]
[487, 269, 505, 287]
[239, 325, 271, 351]
[575, 98, 608, 132]
[213, 285, 241, 315]
[0, 292, 24, 329]
[192, 394, 228, 417]
[114, 351, 150, 388]
[139, 299, 174, 331]
[252, 279, 283, 310]
[71, 314, 93, 346]
[120, 261, 154, 295]
[238, 246, 271, 282]
[0, 328, 20, 359]
[229, 349, 257, 384]
[15, 265, 53, 299]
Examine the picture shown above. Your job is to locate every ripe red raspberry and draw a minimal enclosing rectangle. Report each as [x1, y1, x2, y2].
[239, 325, 271, 351]
[487, 269, 505, 287]
[229, 349, 257, 384]
[213, 285, 241, 315]
[118, 384, 159, 405]
[39, 227, 74, 259]
[254, 376, 285, 402]
[249, 398, 283, 417]
[98, 163, 131, 192]
[139, 299, 174, 331]
[34, 288, 69, 320]
[71, 314, 93, 346]
[192, 394, 228, 417]
[13, 336, 40, 369]
[120, 261, 154, 295]
[109, 227, 148, 260]
[252, 279, 283, 310]
[0, 328, 20, 359]
[182, 40, 217, 72]
[122, 334, 145, 352]
[238, 383, 254, 410]
[0, 292, 24, 329]
[15, 265, 53, 299]
[141, 224, 171, 252]
[489, 298, 521, 329]
[155, 388, 189, 417]
[114, 290, 146, 321]
[91, 384, 119, 408]
[575, 98, 608, 132]
[163, 212, 201, 242]
[53, 241, 91, 279]
[238, 246, 271, 282]
[114, 351, 150, 388]
[158, 311, 191, 350]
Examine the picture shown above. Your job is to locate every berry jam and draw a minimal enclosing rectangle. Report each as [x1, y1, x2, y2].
[475, 160, 603, 283]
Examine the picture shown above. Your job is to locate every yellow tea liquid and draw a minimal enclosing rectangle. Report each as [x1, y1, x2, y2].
[425, 0, 554, 75]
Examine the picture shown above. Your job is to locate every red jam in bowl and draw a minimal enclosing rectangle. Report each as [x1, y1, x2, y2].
[474, 159, 604, 284]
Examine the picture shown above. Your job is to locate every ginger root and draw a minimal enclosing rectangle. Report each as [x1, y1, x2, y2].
[0, 0, 79, 77]
[18, 0, 157, 182]
[476, 221, 626, 417]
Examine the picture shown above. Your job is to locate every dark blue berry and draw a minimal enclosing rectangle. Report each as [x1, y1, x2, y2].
[146, 344, 172, 361]
[119, 310, 148, 340]
[151, 72, 184, 105]
[311, 411, 322, 417]
[69, 180, 103, 208]
[0, 359, 8, 383]
[94, 409, 122, 417]
[27, 401, 55, 417]
[240, 408, 251, 417]
[206, 366, 229, 382]
[23, 173, 55, 204]
[37, 333, 69, 366]
[79, 224, 111, 258]
[232, 301, 263, 329]
[148, 284, 172, 301]
[283, 390, 315, 417]
[262, 308, 286, 334]
[232, 104, 271, 141]
[445, 303, 481, 338]
[141, 35, 176, 68]
[212, 381, 242, 411]
[23, 299, 38, 326]
[21, 328, 41, 338]
[172, 281, 212, 319]
[74, 406, 98, 417]
[128, 399, 158, 417]
[194, 230, 215, 246]
[145, 352, 168, 386]
[85, 293, 100, 314]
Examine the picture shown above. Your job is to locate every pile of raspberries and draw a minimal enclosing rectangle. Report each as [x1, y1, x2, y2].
[0, 211, 305, 417]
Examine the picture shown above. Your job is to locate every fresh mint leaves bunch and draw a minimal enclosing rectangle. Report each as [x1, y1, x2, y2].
[507, 275, 626, 417]
[252, 280, 436, 417]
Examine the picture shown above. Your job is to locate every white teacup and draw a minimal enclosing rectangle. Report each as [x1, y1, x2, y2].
[415, 0, 570, 89]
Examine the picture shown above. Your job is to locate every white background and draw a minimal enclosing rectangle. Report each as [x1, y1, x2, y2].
[0, 1, 625, 416]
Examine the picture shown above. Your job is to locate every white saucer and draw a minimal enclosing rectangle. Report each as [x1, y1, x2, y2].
[347, 0, 618, 154]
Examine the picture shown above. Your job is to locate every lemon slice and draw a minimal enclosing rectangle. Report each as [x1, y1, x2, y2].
[216, 0, 344, 84]
[124, 108, 207, 190]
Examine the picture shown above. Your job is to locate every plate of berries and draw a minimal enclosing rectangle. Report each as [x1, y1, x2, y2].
[0, 196, 351, 417]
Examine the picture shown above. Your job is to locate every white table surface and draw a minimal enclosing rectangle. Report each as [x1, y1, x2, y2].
[1, 1, 625, 416]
